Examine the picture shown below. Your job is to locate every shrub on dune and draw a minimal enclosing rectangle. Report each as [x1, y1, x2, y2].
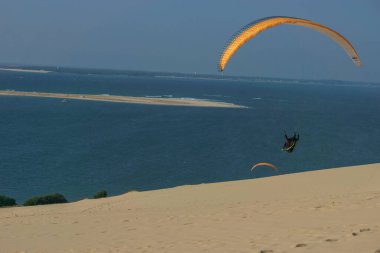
[94, 190, 107, 199]
[0, 195, 16, 207]
[23, 193, 68, 206]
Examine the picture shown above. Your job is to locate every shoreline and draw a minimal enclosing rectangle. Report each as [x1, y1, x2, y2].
[0, 67, 51, 74]
[0, 90, 246, 108]
[1, 163, 379, 252]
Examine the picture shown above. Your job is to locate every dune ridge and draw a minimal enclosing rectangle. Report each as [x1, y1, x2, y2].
[1, 163, 380, 253]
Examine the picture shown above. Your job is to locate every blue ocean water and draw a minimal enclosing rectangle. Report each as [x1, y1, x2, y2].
[0, 70, 379, 202]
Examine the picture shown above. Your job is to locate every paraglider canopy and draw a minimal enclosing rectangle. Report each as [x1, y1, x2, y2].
[251, 162, 279, 172]
[218, 16, 362, 71]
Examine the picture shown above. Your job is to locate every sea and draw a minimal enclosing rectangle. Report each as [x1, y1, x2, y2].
[0, 68, 379, 203]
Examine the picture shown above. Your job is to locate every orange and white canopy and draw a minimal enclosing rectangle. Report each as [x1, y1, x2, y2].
[219, 16, 362, 71]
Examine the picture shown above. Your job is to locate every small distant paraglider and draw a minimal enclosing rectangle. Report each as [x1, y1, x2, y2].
[218, 16, 362, 72]
[282, 132, 300, 153]
[251, 162, 279, 172]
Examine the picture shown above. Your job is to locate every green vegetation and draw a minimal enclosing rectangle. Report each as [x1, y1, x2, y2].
[23, 193, 68, 206]
[94, 190, 108, 199]
[0, 195, 16, 207]
[1, 190, 111, 208]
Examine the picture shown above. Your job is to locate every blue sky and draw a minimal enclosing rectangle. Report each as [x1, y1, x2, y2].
[0, 1, 379, 82]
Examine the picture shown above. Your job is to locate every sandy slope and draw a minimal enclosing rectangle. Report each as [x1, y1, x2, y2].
[0, 90, 245, 108]
[1, 163, 380, 253]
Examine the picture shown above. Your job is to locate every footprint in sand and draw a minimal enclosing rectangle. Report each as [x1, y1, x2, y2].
[325, 238, 338, 242]
[360, 228, 371, 232]
[374, 249, 380, 253]
[259, 250, 273, 253]
[295, 243, 307, 248]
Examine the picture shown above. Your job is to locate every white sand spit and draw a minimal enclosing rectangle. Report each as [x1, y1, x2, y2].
[0, 68, 51, 73]
[0, 90, 245, 108]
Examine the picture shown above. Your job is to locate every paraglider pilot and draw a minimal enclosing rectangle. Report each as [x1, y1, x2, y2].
[283, 132, 299, 153]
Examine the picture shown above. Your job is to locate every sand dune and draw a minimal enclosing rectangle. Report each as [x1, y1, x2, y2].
[1, 163, 380, 253]
[0, 90, 245, 108]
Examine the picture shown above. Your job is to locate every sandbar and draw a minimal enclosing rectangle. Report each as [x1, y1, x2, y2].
[0, 68, 51, 74]
[0, 90, 246, 108]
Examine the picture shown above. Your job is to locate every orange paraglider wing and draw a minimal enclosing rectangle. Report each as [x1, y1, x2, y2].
[219, 16, 362, 71]
[251, 162, 279, 172]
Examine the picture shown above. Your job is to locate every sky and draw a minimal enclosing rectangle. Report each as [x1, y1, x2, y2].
[0, 0, 379, 82]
